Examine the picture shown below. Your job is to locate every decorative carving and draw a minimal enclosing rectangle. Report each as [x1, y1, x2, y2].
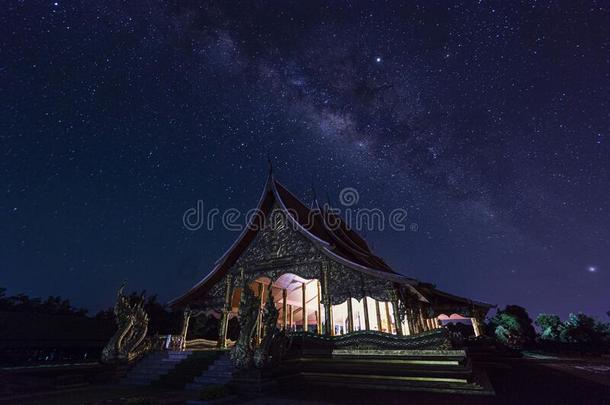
[207, 206, 405, 311]
[253, 289, 280, 368]
[325, 261, 393, 304]
[238, 207, 323, 268]
[286, 329, 452, 351]
[202, 275, 227, 309]
[101, 284, 151, 364]
[230, 282, 259, 369]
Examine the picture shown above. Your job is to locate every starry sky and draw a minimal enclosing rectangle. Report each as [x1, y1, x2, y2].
[2, 1, 609, 319]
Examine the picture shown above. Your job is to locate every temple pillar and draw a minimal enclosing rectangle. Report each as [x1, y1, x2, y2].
[418, 308, 428, 332]
[403, 318, 411, 335]
[404, 308, 411, 334]
[282, 289, 288, 330]
[347, 297, 354, 333]
[301, 282, 307, 332]
[217, 274, 233, 348]
[180, 307, 191, 351]
[288, 304, 293, 331]
[322, 263, 333, 336]
[384, 302, 392, 333]
[471, 315, 483, 337]
[410, 307, 418, 333]
[363, 297, 370, 330]
[391, 298, 403, 336]
[375, 300, 382, 332]
[256, 282, 264, 344]
[316, 281, 322, 334]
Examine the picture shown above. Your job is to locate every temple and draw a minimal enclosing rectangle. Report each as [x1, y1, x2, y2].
[171, 171, 492, 343]
[169, 171, 494, 393]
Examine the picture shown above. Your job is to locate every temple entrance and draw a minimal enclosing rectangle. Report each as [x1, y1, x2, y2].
[231, 273, 412, 342]
[247, 273, 323, 341]
[243, 273, 415, 341]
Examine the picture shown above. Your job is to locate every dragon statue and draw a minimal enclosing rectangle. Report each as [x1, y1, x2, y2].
[230, 282, 259, 369]
[230, 282, 285, 369]
[101, 283, 151, 364]
[253, 288, 279, 368]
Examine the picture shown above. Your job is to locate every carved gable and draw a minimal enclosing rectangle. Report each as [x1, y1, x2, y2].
[237, 206, 323, 268]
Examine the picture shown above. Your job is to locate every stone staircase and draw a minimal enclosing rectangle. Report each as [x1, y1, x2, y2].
[122, 350, 193, 386]
[186, 353, 234, 391]
[277, 349, 494, 395]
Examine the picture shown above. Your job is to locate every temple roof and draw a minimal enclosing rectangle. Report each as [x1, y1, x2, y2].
[169, 172, 493, 311]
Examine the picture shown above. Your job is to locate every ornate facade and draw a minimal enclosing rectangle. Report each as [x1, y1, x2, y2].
[169, 172, 493, 350]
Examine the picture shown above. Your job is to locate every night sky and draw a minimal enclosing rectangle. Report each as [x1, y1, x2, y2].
[2, 1, 609, 319]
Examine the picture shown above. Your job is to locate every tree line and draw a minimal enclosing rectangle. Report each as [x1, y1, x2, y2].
[0, 288, 182, 336]
[484, 305, 610, 354]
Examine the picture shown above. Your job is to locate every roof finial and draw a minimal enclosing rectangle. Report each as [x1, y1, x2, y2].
[266, 154, 273, 175]
[310, 180, 318, 209]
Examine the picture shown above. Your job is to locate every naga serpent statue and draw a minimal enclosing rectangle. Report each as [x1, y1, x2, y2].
[230, 281, 259, 369]
[101, 283, 150, 364]
[253, 288, 279, 368]
[230, 282, 281, 369]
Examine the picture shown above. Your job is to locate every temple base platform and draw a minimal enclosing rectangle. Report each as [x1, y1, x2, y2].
[270, 330, 494, 395]
[229, 368, 278, 395]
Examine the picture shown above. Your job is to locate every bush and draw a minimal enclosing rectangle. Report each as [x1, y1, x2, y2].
[199, 384, 229, 400]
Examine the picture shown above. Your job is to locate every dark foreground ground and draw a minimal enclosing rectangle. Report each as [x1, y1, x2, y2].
[3, 356, 610, 405]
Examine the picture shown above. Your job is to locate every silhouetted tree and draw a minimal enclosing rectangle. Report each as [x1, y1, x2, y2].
[560, 313, 609, 346]
[536, 314, 563, 341]
[143, 294, 181, 335]
[0, 288, 88, 316]
[489, 305, 536, 349]
[536, 312, 610, 353]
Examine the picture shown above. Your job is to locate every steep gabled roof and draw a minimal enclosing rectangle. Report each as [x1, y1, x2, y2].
[169, 173, 417, 307]
[416, 283, 495, 311]
[169, 172, 493, 313]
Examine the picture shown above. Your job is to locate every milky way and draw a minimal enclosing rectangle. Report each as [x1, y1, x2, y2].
[1, 1, 609, 319]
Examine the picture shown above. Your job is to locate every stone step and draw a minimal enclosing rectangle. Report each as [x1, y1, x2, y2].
[122, 377, 158, 385]
[199, 369, 233, 376]
[194, 373, 232, 381]
[199, 371, 233, 378]
[164, 355, 191, 361]
[187, 379, 232, 391]
[209, 363, 232, 369]
[121, 350, 194, 386]
[196, 374, 233, 382]
[180, 353, 235, 391]
[129, 366, 177, 374]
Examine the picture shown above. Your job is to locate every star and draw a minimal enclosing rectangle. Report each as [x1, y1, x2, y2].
[2, 0, 609, 322]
